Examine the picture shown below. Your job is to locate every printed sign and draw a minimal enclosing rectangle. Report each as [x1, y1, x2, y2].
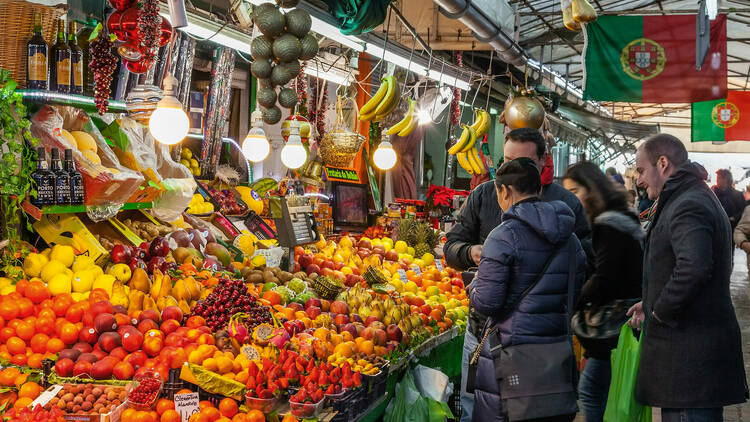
[397, 269, 408, 282]
[325, 166, 360, 182]
[174, 393, 200, 422]
[435, 260, 443, 271]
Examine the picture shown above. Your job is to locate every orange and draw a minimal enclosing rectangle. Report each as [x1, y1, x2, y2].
[0, 367, 21, 386]
[18, 381, 41, 399]
[11, 354, 27, 366]
[26, 353, 44, 369]
[156, 398, 175, 415]
[13, 396, 33, 409]
[202, 407, 221, 422]
[0, 327, 15, 342]
[189, 414, 210, 422]
[333, 342, 354, 358]
[24, 281, 50, 304]
[313, 328, 330, 342]
[176, 389, 193, 395]
[13, 373, 28, 388]
[261, 291, 281, 306]
[46, 338, 64, 354]
[218, 398, 238, 418]
[246, 410, 265, 422]
[161, 410, 181, 422]
[231, 414, 249, 422]
[6, 336, 26, 356]
[15, 321, 34, 341]
[357, 340, 374, 355]
[429, 309, 443, 322]
[199, 401, 215, 410]
[30, 333, 50, 354]
[340, 330, 354, 342]
[59, 323, 79, 345]
[15, 280, 29, 297]
[122, 408, 137, 422]
[281, 415, 298, 422]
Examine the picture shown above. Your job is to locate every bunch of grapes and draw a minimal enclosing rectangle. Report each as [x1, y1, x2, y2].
[192, 278, 272, 331]
[138, 0, 161, 63]
[89, 34, 118, 114]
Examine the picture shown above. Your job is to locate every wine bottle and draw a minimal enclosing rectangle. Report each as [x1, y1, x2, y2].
[50, 19, 71, 93]
[68, 21, 83, 95]
[50, 148, 71, 205]
[77, 22, 95, 96]
[31, 147, 55, 207]
[65, 149, 85, 205]
[26, 12, 48, 90]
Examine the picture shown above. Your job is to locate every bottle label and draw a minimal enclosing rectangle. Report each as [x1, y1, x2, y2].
[28, 50, 47, 81]
[72, 179, 85, 204]
[72, 60, 82, 87]
[36, 181, 55, 205]
[57, 57, 70, 85]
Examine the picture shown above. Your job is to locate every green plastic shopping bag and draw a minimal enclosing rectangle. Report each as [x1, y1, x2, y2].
[603, 324, 652, 422]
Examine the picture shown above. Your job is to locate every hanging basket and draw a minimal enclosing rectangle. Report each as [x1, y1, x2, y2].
[319, 96, 365, 168]
[0, 0, 66, 88]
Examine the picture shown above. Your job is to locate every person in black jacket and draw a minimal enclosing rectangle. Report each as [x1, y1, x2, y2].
[712, 169, 745, 230]
[562, 162, 643, 422]
[628, 134, 747, 422]
[448, 128, 590, 422]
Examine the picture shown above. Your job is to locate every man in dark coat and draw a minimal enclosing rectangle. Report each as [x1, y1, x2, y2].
[712, 169, 745, 230]
[628, 134, 747, 421]
[446, 128, 590, 422]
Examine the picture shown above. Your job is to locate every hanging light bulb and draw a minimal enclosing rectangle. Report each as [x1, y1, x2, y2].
[417, 108, 432, 125]
[242, 110, 270, 162]
[281, 120, 307, 169]
[149, 74, 190, 145]
[373, 137, 397, 170]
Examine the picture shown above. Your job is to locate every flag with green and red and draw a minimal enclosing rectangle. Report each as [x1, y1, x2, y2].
[583, 15, 727, 103]
[691, 91, 750, 142]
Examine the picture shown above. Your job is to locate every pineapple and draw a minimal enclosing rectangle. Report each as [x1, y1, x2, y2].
[414, 223, 438, 258]
[396, 218, 417, 246]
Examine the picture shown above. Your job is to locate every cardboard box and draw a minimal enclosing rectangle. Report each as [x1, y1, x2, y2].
[33, 215, 109, 264]
[30, 385, 129, 422]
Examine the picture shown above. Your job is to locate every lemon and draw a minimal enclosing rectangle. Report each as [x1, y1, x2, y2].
[72, 270, 95, 293]
[394, 240, 408, 254]
[389, 279, 403, 293]
[404, 281, 419, 294]
[71, 131, 97, 152]
[422, 253, 435, 266]
[250, 254, 266, 268]
[60, 129, 77, 149]
[50, 244, 75, 267]
[233, 234, 256, 256]
[407, 246, 415, 257]
[81, 149, 101, 164]
[88, 265, 104, 280]
[93, 274, 116, 296]
[48, 273, 72, 295]
[181, 148, 193, 159]
[41, 260, 67, 283]
[23, 253, 48, 278]
[0, 285, 16, 295]
[72, 255, 96, 273]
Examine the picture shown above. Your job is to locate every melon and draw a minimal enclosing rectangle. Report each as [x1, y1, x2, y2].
[60, 129, 77, 150]
[258, 78, 273, 89]
[254, 6, 285, 38]
[252, 2, 278, 22]
[299, 34, 319, 61]
[278, 88, 298, 109]
[282, 60, 301, 77]
[262, 105, 282, 125]
[257, 87, 277, 108]
[273, 34, 302, 63]
[72, 131, 97, 152]
[250, 36, 274, 60]
[277, 0, 300, 7]
[285, 9, 311, 38]
[270, 63, 294, 86]
[251, 59, 272, 79]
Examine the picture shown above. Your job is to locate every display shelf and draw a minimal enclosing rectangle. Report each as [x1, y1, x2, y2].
[18, 89, 128, 113]
[40, 201, 152, 214]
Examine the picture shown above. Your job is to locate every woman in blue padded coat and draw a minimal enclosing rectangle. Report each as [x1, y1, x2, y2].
[469, 158, 587, 422]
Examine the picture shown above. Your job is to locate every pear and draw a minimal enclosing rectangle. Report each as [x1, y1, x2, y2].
[164, 295, 179, 308]
[156, 296, 168, 311]
[183, 277, 201, 300]
[111, 281, 129, 309]
[158, 274, 172, 298]
[142, 295, 158, 311]
[128, 291, 145, 313]
[129, 268, 151, 293]
[150, 269, 163, 300]
[178, 299, 191, 315]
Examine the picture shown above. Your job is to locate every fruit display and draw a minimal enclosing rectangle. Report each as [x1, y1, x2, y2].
[359, 76, 402, 122]
[179, 148, 202, 176]
[40, 384, 127, 415]
[187, 194, 215, 215]
[207, 188, 248, 216]
[385, 98, 418, 137]
[448, 109, 490, 176]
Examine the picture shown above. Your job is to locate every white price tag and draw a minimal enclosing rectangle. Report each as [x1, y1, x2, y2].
[435, 260, 443, 271]
[412, 265, 421, 275]
[397, 269, 408, 282]
[174, 393, 200, 422]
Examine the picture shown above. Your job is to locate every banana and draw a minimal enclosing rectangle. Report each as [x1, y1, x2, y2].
[360, 78, 389, 116]
[387, 99, 414, 135]
[460, 126, 478, 153]
[455, 152, 475, 175]
[372, 77, 396, 116]
[467, 146, 485, 174]
[374, 78, 401, 121]
[477, 110, 490, 137]
[447, 126, 470, 155]
[398, 105, 418, 136]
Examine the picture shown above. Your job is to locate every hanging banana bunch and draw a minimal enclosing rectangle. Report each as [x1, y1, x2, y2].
[360, 76, 402, 122]
[448, 109, 490, 175]
[386, 98, 417, 137]
[561, 0, 597, 31]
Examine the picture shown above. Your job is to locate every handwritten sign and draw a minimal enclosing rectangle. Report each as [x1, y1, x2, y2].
[397, 269, 408, 282]
[174, 393, 200, 422]
[435, 260, 443, 271]
[411, 265, 421, 275]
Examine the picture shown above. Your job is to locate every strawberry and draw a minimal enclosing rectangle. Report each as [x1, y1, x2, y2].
[278, 377, 289, 389]
[248, 363, 259, 378]
[255, 370, 266, 385]
[246, 377, 256, 390]
[285, 366, 299, 382]
[318, 373, 329, 386]
[306, 358, 315, 373]
[353, 372, 362, 386]
[314, 388, 324, 402]
[259, 388, 274, 399]
[325, 384, 335, 395]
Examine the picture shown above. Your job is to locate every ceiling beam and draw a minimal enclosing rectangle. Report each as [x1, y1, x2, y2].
[518, 0, 582, 54]
[519, 7, 750, 16]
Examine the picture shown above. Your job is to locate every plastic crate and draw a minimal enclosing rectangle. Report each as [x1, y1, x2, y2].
[327, 389, 352, 422]
[363, 367, 388, 404]
[198, 388, 223, 406]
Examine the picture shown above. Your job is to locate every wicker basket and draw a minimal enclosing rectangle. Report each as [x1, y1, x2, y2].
[319, 96, 366, 168]
[0, 0, 66, 87]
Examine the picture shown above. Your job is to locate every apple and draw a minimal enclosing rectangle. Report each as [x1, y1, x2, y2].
[298, 254, 314, 269]
[333, 314, 349, 326]
[142, 335, 164, 357]
[333, 261, 344, 271]
[125, 351, 147, 368]
[160, 319, 180, 335]
[420, 304, 432, 315]
[129, 258, 147, 273]
[77, 353, 98, 364]
[287, 302, 304, 313]
[284, 320, 301, 336]
[79, 327, 98, 345]
[113, 361, 135, 380]
[107, 264, 132, 282]
[365, 316, 381, 327]
[91, 359, 114, 379]
[72, 342, 92, 354]
[161, 306, 183, 322]
[386, 324, 403, 342]
[350, 314, 363, 324]
[321, 260, 335, 270]
[357, 239, 372, 249]
[149, 237, 170, 258]
[384, 250, 399, 262]
[339, 323, 358, 339]
[305, 306, 321, 320]
[305, 264, 320, 276]
[59, 348, 81, 362]
[321, 268, 334, 277]
[139, 309, 161, 323]
[91, 301, 114, 316]
[147, 256, 166, 274]
[73, 360, 92, 377]
[305, 298, 322, 309]
[121, 327, 144, 352]
[94, 313, 117, 334]
[373, 329, 387, 346]
[373, 246, 386, 255]
[361, 327, 375, 341]
[138, 319, 159, 333]
[313, 257, 324, 267]
[319, 299, 330, 312]
[55, 358, 75, 377]
[109, 347, 128, 361]
[98, 332, 122, 352]
[386, 340, 400, 352]
[110, 245, 132, 264]
[329, 301, 349, 315]
[293, 262, 301, 273]
[357, 250, 371, 259]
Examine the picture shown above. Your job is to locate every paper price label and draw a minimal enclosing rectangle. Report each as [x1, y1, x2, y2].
[397, 269, 408, 282]
[435, 260, 443, 271]
[412, 265, 421, 275]
[174, 393, 200, 422]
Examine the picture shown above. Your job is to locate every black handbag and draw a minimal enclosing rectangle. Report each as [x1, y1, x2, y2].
[571, 298, 640, 343]
[469, 238, 579, 421]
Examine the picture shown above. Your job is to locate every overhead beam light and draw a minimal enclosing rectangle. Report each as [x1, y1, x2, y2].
[158, 11, 252, 54]
[304, 65, 353, 86]
[363, 43, 472, 90]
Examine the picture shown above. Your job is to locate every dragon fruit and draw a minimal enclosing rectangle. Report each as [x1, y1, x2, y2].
[253, 323, 274, 346]
[228, 313, 250, 344]
[268, 327, 291, 348]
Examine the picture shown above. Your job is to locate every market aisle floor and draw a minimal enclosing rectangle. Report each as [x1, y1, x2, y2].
[574, 248, 750, 422]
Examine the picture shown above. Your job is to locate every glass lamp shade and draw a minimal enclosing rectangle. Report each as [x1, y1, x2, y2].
[373, 141, 397, 170]
[242, 127, 270, 162]
[281, 138, 307, 169]
[149, 95, 189, 145]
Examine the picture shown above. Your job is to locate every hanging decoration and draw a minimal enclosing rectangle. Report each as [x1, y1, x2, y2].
[295, 62, 309, 117]
[250, 2, 319, 124]
[450, 52, 462, 127]
[320, 0, 394, 35]
[106, 0, 172, 74]
[201, 47, 237, 179]
[89, 26, 119, 114]
[560, 0, 597, 31]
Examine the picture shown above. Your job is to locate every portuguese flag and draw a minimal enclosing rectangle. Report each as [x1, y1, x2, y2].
[583, 15, 727, 103]
[691, 91, 750, 142]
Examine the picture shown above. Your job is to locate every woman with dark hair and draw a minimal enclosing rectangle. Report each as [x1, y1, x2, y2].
[562, 162, 644, 422]
[469, 158, 587, 422]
